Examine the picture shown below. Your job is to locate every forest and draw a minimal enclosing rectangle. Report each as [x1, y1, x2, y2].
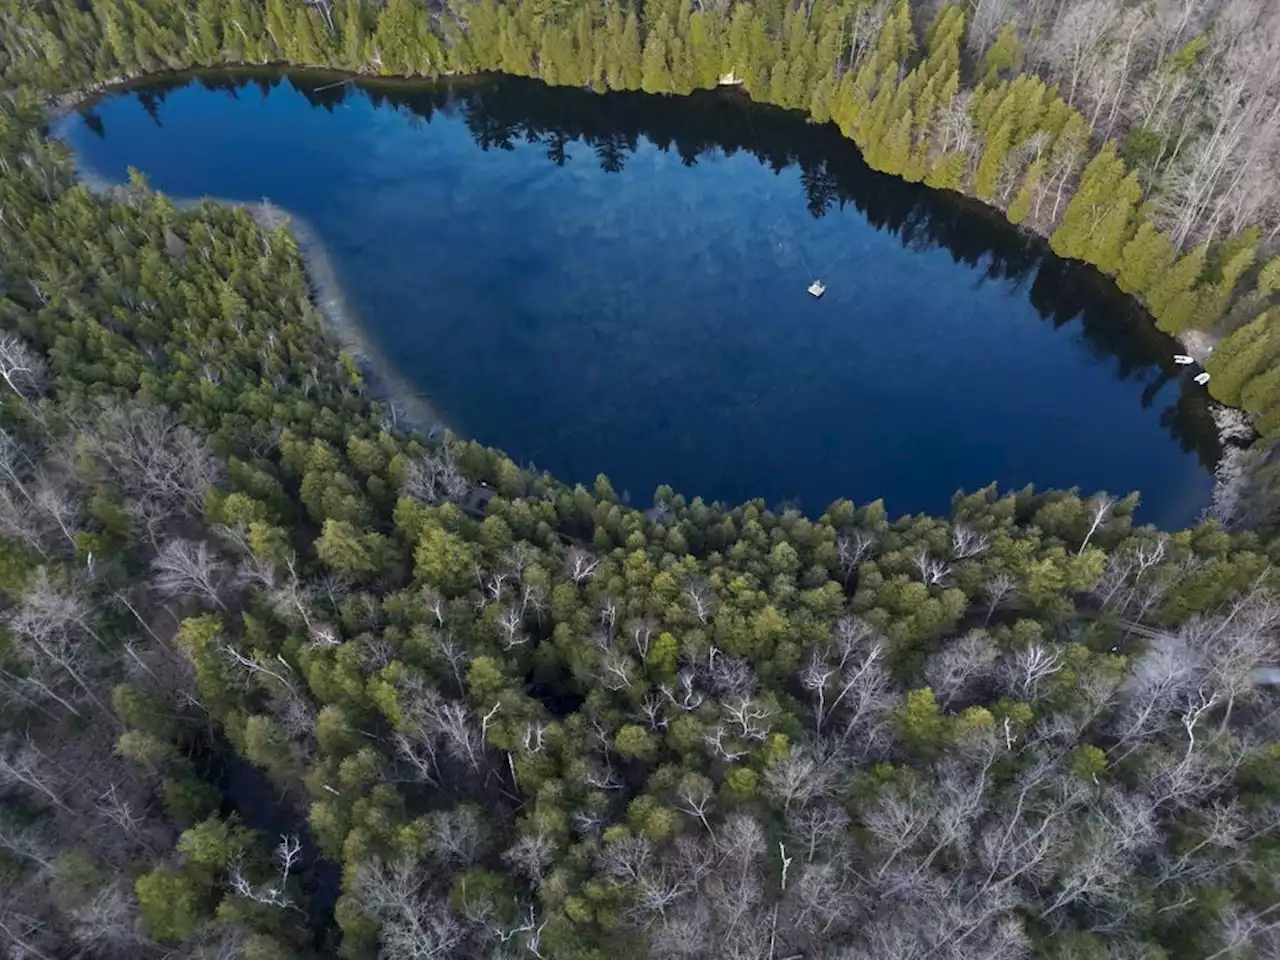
[0, 1, 1279, 959]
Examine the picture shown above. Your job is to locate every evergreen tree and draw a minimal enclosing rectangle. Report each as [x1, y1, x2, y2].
[1089, 171, 1140, 274]
[640, 22, 671, 94]
[886, 0, 915, 63]
[292, 5, 324, 65]
[1205, 311, 1279, 406]
[925, 150, 967, 192]
[666, 1, 696, 93]
[1050, 144, 1139, 274]
[968, 78, 1007, 134]
[375, 0, 423, 75]
[1007, 158, 1044, 224]
[615, 11, 642, 90]
[264, 0, 292, 59]
[812, 7, 843, 79]
[1198, 228, 1261, 327]
[1148, 244, 1208, 333]
[1259, 256, 1280, 299]
[808, 68, 837, 123]
[688, 11, 722, 89]
[667, 32, 696, 95]
[902, 134, 931, 183]
[1240, 363, 1280, 418]
[1213, 227, 1261, 295]
[189, 0, 224, 64]
[573, 5, 597, 87]
[876, 108, 914, 176]
[923, 4, 963, 57]
[980, 22, 1022, 86]
[98, 0, 137, 71]
[339, 0, 369, 69]
[537, 24, 577, 87]
[223, 0, 266, 62]
[973, 120, 1012, 199]
[498, 10, 535, 76]
[768, 57, 791, 106]
[1116, 221, 1176, 296]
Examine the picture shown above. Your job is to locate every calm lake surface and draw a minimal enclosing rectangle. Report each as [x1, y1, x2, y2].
[60, 71, 1220, 525]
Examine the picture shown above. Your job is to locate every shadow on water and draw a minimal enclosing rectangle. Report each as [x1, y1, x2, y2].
[72, 69, 1222, 520]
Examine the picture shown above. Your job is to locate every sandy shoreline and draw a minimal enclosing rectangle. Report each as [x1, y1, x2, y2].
[52, 126, 448, 439]
[247, 200, 447, 437]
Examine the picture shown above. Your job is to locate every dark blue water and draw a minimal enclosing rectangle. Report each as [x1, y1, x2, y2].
[60, 71, 1220, 525]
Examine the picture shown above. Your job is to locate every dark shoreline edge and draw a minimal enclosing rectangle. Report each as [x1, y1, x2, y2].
[49, 68, 1252, 528]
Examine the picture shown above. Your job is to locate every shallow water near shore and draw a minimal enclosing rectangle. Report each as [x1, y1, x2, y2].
[60, 70, 1220, 524]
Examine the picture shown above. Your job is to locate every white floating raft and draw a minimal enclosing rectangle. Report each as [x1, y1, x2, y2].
[1194, 372, 1211, 385]
[808, 280, 826, 298]
[1173, 354, 1194, 365]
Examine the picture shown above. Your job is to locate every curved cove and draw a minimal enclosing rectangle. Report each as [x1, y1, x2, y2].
[60, 70, 1220, 525]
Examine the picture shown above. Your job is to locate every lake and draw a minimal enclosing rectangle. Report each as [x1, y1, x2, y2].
[59, 70, 1220, 526]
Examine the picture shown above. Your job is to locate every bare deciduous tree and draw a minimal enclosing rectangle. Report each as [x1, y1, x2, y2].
[802, 618, 897, 755]
[152, 538, 229, 610]
[355, 856, 467, 960]
[786, 804, 851, 866]
[951, 525, 989, 559]
[566, 546, 602, 584]
[762, 745, 837, 815]
[998, 643, 1064, 701]
[982, 571, 1016, 625]
[503, 832, 557, 883]
[835, 530, 876, 582]
[5, 568, 106, 715]
[0, 809, 56, 870]
[422, 806, 487, 867]
[393, 673, 488, 775]
[0, 332, 46, 402]
[684, 577, 717, 622]
[0, 736, 69, 813]
[1078, 493, 1116, 555]
[915, 549, 951, 586]
[925, 631, 999, 708]
[403, 445, 468, 505]
[84, 402, 221, 541]
[69, 881, 146, 957]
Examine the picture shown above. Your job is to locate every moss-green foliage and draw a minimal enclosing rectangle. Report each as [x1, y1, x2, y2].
[979, 22, 1022, 85]
[1205, 312, 1280, 407]
[1050, 143, 1139, 273]
[1116, 221, 1176, 297]
[2, 5, 1280, 960]
[1148, 244, 1208, 333]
